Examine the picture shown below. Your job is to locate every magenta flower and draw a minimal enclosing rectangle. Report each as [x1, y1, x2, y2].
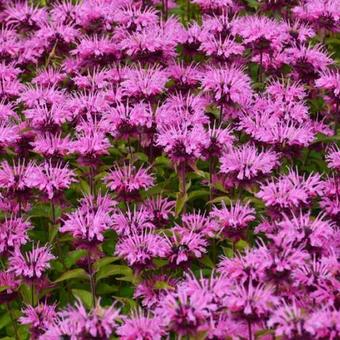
[0, 271, 20, 300]
[156, 123, 208, 165]
[134, 275, 178, 309]
[121, 65, 168, 99]
[268, 300, 307, 338]
[19, 302, 57, 339]
[9, 244, 55, 280]
[175, 211, 218, 238]
[61, 204, 113, 244]
[227, 281, 278, 320]
[140, 196, 175, 227]
[257, 169, 323, 211]
[165, 229, 208, 266]
[27, 161, 76, 200]
[220, 144, 280, 182]
[201, 65, 252, 119]
[115, 229, 170, 269]
[47, 299, 120, 339]
[326, 145, 340, 170]
[0, 216, 32, 255]
[305, 308, 340, 339]
[112, 207, 154, 236]
[292, 0, 340, 32]
[155, 286, 212, 336]
[104, 164, 154, 201]
[117, 310, 166, 340]
[211, 200, 256, 238]
[0, 160, 35, 194]
[31, 133, 71, 157]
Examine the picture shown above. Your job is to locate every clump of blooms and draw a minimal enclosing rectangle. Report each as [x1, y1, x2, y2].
[0, 0, 339, 339]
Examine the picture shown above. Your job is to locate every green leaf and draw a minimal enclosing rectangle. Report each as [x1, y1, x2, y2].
[199, 255, 215, 269]
[19, 284, 32, 305]
[175, 192, 188, 217]
[0, 313, 11, 331]
[154, 280, 175, 290]
[93, 256, 120, 271]
[96, 265, 133, 282]
[72, 289, 93, 309]
[208, 195, 232, 205]
[54, 269, 87, 283]
[65, 250, 87, 268]
[188, 190, 210, 201]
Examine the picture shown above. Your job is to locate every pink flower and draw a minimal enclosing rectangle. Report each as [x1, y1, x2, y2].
[117, 310, 166, 340]
[227, 281, 277, 320]
[19, 302, 57, 338]
[140, 196, 175, 227]
[305, 308, 340, 339]
[211, 200, 256, 237]
[121, 65, 168, 99]
[9, 244, 55, 279]
[27, 161, 76, 200]
[201, 65, 252, 117]
[257, 169, 323, 211]
[112, 207, 154, 236]
[155, 286, 212, 336]
[115, 229, 170, 269]
[220, 144, 280, 181]
[0, 216, 32, 254]
[61, 204, 113, 243]
[165, 230, 208, 265]
[31, 133, 71, 157]
[156, 123, 208, 164]
[134, 275, 178, 308]
[47, 299, 120, 339]
[268, 300, 307, 338]
[104, 164, 154, 201]
[326, 145, 340, 170]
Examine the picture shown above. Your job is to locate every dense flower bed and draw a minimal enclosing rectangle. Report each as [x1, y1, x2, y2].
[0, 0, 339, 339]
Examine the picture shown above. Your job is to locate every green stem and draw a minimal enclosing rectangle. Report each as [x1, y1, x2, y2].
[87, 254, 96, 308]
[6, 303, 19, 340]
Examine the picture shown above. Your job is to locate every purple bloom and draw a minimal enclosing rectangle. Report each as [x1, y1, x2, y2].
[0, 216, 32, 255]
[220, 144, 280, 182]
[117, 310, 166, 340]
[104, 164, 154, 201]
[27, 161, 76, 200]
[115, 229, 170, 269]
[19, 302, 57, 339]
[9, 244, 55, 280]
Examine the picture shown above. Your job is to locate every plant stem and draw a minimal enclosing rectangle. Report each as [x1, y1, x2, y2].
[179, 163, 186, 198]
[87, 253, 96, 308]
[209, 158, 215, 202]
[248, 320, 253, 340]
[6, 303, 19, 340]
[186, 0, 190, 21]
[219, 103, 224, 125]
[89, 166, 95, 197]
[31, 282, 35, 306]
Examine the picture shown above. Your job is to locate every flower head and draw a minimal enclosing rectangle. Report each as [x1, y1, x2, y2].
[9, 244, 55, 280]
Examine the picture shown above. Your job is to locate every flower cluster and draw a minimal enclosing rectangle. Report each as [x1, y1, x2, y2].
[0, 0, 339, 339]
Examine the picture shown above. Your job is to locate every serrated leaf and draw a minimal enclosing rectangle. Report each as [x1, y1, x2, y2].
[54, 269, 87, 283]
[72, 289, 93, 309]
